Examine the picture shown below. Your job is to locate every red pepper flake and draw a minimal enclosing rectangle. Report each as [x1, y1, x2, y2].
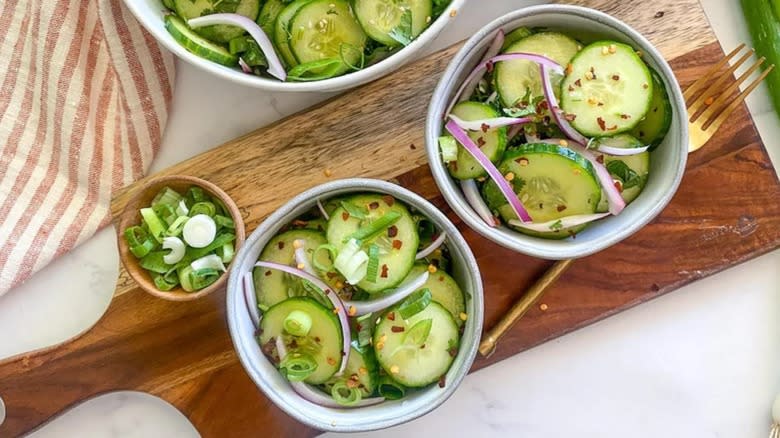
[557, 205, 567, 212]
[642, 83, 649, 89]
[380, 264, 389, 278]
[477, 137, 486, 146]
[564, 112, 577, 121]
[387, 225, 398, 238]
[342, 211, 350, 221]
[596, 154, 605, 164]
[382, 195, 395, 206]
[327, 357, 336, 366]
[597, 102, 604, 107]
[574, 78, 582, 87]
[486, 61, 494, 73]
[515, 157, 529, 166]
[392, 239, 403, 250]
[614, 180, 624, 193]
[565, 63, 573, 75]
[611, 74, 620, 81]
[369, 202, 380, 210]
[277, 241, 285, 250]
[568, 85, 575, 92]
[391, 326, 405, 333]
[597, 117, 607, 131]
[387, 312, 396, 321]
[265, 270, 272, 276]
[608, 124, 618, 131]
[480, 123, 489, 133]
[448, 346, 458, 357]
[355, 323, 362, 331]
[326, 272, 337, 278]
[620, 114, 631, 120]
[438, 275, 445, 282]
[292, 219, 308, 227]
[438, 375, 446, 388]
[314, 336, 321, 343]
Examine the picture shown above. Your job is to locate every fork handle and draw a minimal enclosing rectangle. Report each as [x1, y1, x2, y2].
[478, 259, 575, 357]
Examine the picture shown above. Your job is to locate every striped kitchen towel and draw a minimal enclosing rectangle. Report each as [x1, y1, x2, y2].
[0, 0, 174, 294]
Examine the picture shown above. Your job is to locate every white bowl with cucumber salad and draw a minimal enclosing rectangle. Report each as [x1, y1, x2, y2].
[123, 0, 464, 92]
[426, 5, 688, 259]
[225, 179, 483, 432]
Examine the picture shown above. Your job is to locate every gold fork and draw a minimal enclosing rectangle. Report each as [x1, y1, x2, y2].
[478, 45, 774, 358]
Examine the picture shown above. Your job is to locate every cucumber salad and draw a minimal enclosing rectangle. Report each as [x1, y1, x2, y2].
[438, 27, 672, 239]
[161, 0, 451, 82]
[241, 193, 467, 407]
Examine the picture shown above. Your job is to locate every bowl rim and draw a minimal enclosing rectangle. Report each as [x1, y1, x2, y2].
[121, 0, 467, 92]
[116, 175, 247, 301]
[425, 4, 689, 260]
[225, 178, 483, 432]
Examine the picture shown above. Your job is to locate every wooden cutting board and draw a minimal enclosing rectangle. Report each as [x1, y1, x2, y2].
[2, 1, 779, 436]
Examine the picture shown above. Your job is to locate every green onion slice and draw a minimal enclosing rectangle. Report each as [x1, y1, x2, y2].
[365, 244, 380, 283]
[124, 226, 156, 258]
[347, 211, 402, 244]
[214, 214, 235, 230]
[333, 239, 369, 284]
[153, 273, 179, 291]
[283, 310, 313, 337]
[397, 288, 432, 320]
[165, 216, 189, 237]
[151, 186, 183, 208]
[312, 244, 337, 272]
[186, 186, 207, 204]
[340, 200, 367, 219]
[330, 380, 363, 406]
[280, 352, 318, 382]
[139, 251, 169, 274]
[140, 208, 166, 243]
[377, 376, 406, 400]
[217, 242, 234, 263]
[190, 201, 216, 217]
[189, 267, 220, 290]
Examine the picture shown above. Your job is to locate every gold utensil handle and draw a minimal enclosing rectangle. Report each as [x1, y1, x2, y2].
[478, 259, 575, 357]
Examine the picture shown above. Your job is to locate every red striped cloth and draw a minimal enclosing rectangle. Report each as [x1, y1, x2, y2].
[0, 0, 174, 294]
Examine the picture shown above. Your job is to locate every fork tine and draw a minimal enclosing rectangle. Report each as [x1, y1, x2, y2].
[702, 64, 775, 131]
[691, 56, 766, 123]
[687, 48, 755, 117]
[683, 43, 746, 101]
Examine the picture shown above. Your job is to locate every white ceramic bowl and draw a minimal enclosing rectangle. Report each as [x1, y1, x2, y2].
[122, 0, 466, 92]
[425, 5, 688, 260]
[226, 178, 483, 432]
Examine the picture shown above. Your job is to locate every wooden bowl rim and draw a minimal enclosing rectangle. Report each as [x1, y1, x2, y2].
[116, 175, 246, 301]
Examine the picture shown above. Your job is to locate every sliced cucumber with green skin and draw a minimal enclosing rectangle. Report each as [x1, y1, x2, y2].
[501, 27, 533, 51]
[164, 15, 238, 67]
[594, 134, 650, 212]
[174, 0, 261, 43]
[274, 0, 315, 67]
[253, 229, 334, 310]
[353, 0, 432, 47]
[482, 143, 601, 239]
[495, 32, 581, 107]
[447, 101, 507, 180]
[374, 301, 458, 387]
[289, 0, 367, 77]
[259, 298, 343, 384]
[326, 194, 418, 294]
[630, 69, 672, 150]
[561, 41, 653, 137]
[258, 0, 286, 36]
[406, 265, 465, 326]
[325, 345, 379, 397]
[162, 0, 175, 11]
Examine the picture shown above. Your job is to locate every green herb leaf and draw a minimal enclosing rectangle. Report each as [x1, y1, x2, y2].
[388, 9, 413, 46]
[606, 160, 642, 189]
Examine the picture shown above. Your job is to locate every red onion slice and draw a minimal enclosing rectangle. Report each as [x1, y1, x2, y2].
[316, 199, 330, 220]
[255, 261, 350, 374]
[595, 144, 650, 156]
[446, 120, 532, 222]
[276, 339, 385, 409]
[460, 180, 497, 227]
[188, 13, 286, 81]
[344, 271, 429, 316]
[238, 57, 252, 74]
[507, 124, 524, 141]
[508, 212, 611, 232]
[293, 240, 316, 276]
[243, 271, 260, 329]
[539, 65, 588, 145]
[448, 114, 532, 131]
[416, 232, 447, 260]
[453, 29, 505, 109]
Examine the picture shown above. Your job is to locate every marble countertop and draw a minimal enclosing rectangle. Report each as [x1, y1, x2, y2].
[4, 0, 780, 436]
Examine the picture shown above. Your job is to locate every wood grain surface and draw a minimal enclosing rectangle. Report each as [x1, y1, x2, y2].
[2, 1, 779, 437]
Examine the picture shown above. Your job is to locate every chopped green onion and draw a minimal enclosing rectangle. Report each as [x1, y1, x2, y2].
[124, 226, 156, 258]
[377, 376, 406, 400]
[334, 239, 369, 284]
[397, 288, 432, 320]
[312, 244, 337, 272]
[330, 380, 363, 406]
[175, 199, 189, 217]
[280, 352, 318, 382]
[162, 236, 186, 264]
[189, 267, 220, 290]
[190, 254, 227, 272]
[151, 186, 183, 208]
[347, 211, 402, 244]
[153, 273, 178, 291]
[178, 266, 195, 291]
[140, 208, 166, 243]
[165, 216, 189, 237]
[365, 244, 380, 283]
[340, 200, 367, 219]
[139, 251, 169, 274]
[214, 214, 235, 230]
[182, 214, 217, 248]
[153, 203, 178, 226]
[283, 310, 313, 336]
[356, 313, 375, 348]
[217, 242, 234, 263]
[187, 232, 236, 260]
[186, 186, 207, 204]
[190, 201, 216, 217]
[438, 135, 458, 163]
[404, 318, 433, 347]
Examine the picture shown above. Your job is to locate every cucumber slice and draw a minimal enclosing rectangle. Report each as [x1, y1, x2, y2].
[561, 41, 653, 137]
[164, 15, 238, 67]
[326, 194, 418, 293]
[482, 143, 601, 239]
[289, 0, 368, 77]
[253, 229, 335, 310]
[174, 0, 261, 43]
[594, 134, 650, 212]
[353, 0, 432, 47]
[447, 101, 508, 180]
[406, 265, 465, 326]
[630, 69, 672, 150]
[259, 298, 343, 384]
[325, 345, 379, 397]
[274, 0, 315, 67]
[374, 302, 458, 387]
[501, 27, 533, 51]
[258, 0, 285, 36]
[162, 0, 175, 10]
[495, 32, 581, 107]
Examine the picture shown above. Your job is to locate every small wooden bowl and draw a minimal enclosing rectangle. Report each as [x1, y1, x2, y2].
[117, 175, 246, 301]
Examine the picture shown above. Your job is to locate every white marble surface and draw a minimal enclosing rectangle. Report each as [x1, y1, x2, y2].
[1, 0, 779, 436]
